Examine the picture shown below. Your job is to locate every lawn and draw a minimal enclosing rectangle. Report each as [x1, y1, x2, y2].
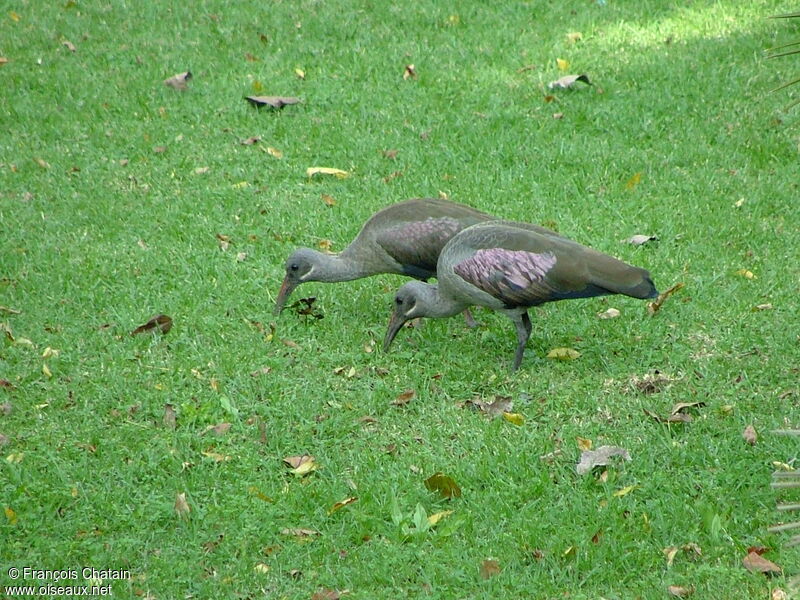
[2, 0, 799, 598]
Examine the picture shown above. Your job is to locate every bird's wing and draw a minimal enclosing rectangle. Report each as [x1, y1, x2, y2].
[376, 217, 465, 279]
[453, 248, 560, 307]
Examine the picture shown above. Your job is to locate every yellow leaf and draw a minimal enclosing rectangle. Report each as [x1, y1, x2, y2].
[253, 563, 270, 574]
[248, 486, 274, 503]
[306, 166, 349, 179]
[283, 454, 317, 476]
[546, 347, 581, 360]
[735, 269, 755, 279]
[625, 172, 642, 190]
[566, 32, 583, 42]
[71, 487, 79, 498]
[663, 545, 679, 567]
[328, 496, 358, 514]
[556, 58, 570, 71]
[201, 450, 231, 462]
[318, 239, 333, 252]
[613, 484, 638, 498]
[294, 67, 305, 79]
[42, 346, 59, 358]
[209, 378, 220, 392]
[266, 147, 283, 159]
[773, 461, 794, 471]
[6, 452, 23, 463]
[252, 80, 264, 93]
[321, 194, 336, 206]
[576, 436, 592, 451]
[428, 510, 453, 526]
[42, 363, 52, 378]
[9, 11, 20, 22]
[4, 506, 17, 524]
[232, 181, 249, 189]
[502, 412, 524, 426]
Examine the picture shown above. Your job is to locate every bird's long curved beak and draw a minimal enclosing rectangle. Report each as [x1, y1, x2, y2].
[274, 275, 298, 315]
[383, 309, 409, 352]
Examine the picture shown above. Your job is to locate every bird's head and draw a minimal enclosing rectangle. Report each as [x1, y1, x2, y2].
[383, 281, 435, 351]
[274, 248, 320, 314]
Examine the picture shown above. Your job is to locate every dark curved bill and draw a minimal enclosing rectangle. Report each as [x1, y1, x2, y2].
[274, 275, 298, 315]
[383, 310, 409, 352]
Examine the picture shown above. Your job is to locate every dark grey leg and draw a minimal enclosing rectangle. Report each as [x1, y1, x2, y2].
[462, 308, 479, 328]
[511, 311, 532, 371]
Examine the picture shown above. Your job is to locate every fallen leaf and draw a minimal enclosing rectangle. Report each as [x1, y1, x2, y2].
[382, 149, 398, 160]
[245, 95, 300, 109]
[670, 402, 705, 414]
[502, 412, 525, 425]
[773, 589, 788, 600]
[9, 11, 20, 22]
[667, 585, 694, 598]
[392, 389, 416, 406]
[427, 510, 453, 526]
[465, 395, 513, 418]
[294, 67, 305, 79]
[624, 234, 657, 245]
[613, 484, 638, 497]
[321, 194, 336, 206]
[576, 436, 593, 451]
[250, 366, 272, 377]
[0, 57, 8, 66]
[253, 563, 270, 574]
[556, 58, 570, 71]
[647, 282, 684, 315]
[328, 497, 358, 514]
[131, 314, 172, 335]
[644, 409, 692, 424]
[597, 307, 621, 319]
[546, 347, 581, 360]
[753, 303, 773, 311]
[625, 172, 642, 190]
[742, 551, 781, 574]
[35, 157, 50, 169]
[174, 492, 191, 518]
[566, 32, 583, 42]
[553, 112, 564, 119]
[42, 346, 59, 359]
[424, 472, 461, 499]
[548, 74, 591, 89]
[479, 559, 501, 579]
[0, 401, 11, 414]
[266, 146, 283, 159]
[0, 306, 21, 315]
[743, 424, 757, 445]
[663, 546, 679, 567]
[236, 251, 247, 262]
[216, 233, 231, 251]
[62, 39, 76, 52]
[283, 454, 317, 476]
[42, 364, 52, 378]
[311, 589, 340, 600]
[194, 166, 210, 175]
[4, 506, 17, 525]
[200, 450, 231, 462]
[241, 136, 261, 145]
[244, 52, 259, 62]
[163, 403, 176, 429]
[306, 166, 349, 179]
[164, 71, 192, 90]
[202, 422, 231, 436]
[576, 445, 631, 475]
[280, 528, 319, 538]
[403, 64, 417, 80]
[6, 452, 23, 463]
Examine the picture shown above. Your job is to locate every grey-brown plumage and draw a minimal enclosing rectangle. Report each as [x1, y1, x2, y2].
[383, 221, 658, 371]
[274, 198, 493, 314]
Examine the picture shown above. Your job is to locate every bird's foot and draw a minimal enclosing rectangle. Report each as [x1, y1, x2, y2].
[462, 308, 481, 328]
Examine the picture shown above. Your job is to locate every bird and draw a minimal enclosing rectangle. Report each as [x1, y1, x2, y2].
[274, 198, 494, 321]
[383, 221, 658, 371]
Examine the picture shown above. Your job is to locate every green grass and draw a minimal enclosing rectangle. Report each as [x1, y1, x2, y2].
[2, 0, 800, 597]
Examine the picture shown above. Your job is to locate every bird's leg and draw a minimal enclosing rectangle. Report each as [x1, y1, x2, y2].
[511, 311, 532, 372]
[462, 308, 480, 328]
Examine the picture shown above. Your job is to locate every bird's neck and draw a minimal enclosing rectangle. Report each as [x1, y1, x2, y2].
[309, 251, 370, 282]
[424, 285, 470, 319]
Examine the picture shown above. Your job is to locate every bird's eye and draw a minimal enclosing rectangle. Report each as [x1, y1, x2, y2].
[395, 297, 403, 305]
[290, 264, 299, 272]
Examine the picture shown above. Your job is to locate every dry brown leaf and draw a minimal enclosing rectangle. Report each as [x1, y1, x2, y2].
[597, 307, 621, 319]
[201, 450, 231, 462]
[670, 401, 705, 414]
[0, 401, 12, 414]
[772, 589, 788, 600]
[216, 233, 231, 251]
[130, 314, 172, 336]
[174, 492, 191, 518]
[403, 64, 417, 80]
[624, 234, 657, 245]
[0, 306, 21, 315]
[321, 194, 336, 206]
[281, 527, 320, 538]
[566, 32, 583, 43]
[283, 454, 317, 476]
[253, 563, 270, 574]
[163, 403, 176, 429]
[245, 52, 259, 62]
[667, 585, 694, 598]
[35, 157, 50, 169]
[465, 395, 513, 418]
[648, 282, 684, 315]
[0, 58, 8, 67]
[742, 424, 757, 445]
[479, 559, 501, 579]
[576, 436, 593, 451]
[164, 71, 192, 90]
[194, 166, 210, 175]
[742, 551, 781, 574]
[250, 366, 272, 377]
[553, 112, 564, 119]
[392, 389, 416, 406]
[548, 74, 591, 89]
[382, 149, 398, 160]
[153, 145, 167, 154]
[62, 40, 76, 52]
[245, 95, 300, 109]
[241, 136, 261, 145]
[328, 496, 358, 515]
[644, 409, 692, 424]
[311, 589, 341, 600]
[576, 445, 631, 475]
[753, 303, 773, 311]
[663, 546, 679, 567]
[203, 422, 231, 436]
[424, 472, 461, 499]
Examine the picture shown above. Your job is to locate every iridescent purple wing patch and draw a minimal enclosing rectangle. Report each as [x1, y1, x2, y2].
[454, 249, 558, 307]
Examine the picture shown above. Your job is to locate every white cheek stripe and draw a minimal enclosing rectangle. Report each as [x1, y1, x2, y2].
[302, 267, 315, 280]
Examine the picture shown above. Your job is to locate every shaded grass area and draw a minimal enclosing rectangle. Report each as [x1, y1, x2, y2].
[2, 0, 799, 597]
